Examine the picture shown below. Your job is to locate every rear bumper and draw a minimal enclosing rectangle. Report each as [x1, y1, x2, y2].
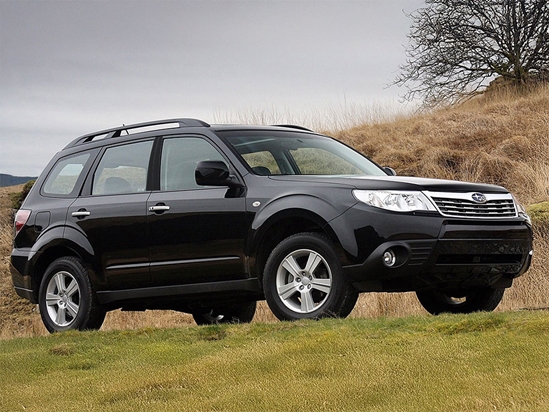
[10, 248, 37, 303]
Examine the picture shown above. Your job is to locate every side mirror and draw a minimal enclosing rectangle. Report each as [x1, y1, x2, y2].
[195, 161, 243, 187]
[383, 166, 397, 176]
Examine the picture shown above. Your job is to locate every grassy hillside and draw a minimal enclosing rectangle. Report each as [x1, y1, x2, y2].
[1, 312, 549, 411]
[334, 85, 549, 205]
[0, 85, 548, 338]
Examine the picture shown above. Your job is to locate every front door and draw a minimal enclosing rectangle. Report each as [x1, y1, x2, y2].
[147, 136, 248, 286]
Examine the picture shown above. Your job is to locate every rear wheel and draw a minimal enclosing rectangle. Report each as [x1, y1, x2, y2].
[192, 301, 256, 325]
[38, 257, 106, 333]
[416, 287, 505, 315]
[263, 232, 358, 321]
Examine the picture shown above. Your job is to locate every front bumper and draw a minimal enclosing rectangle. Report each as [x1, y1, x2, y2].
[332, 207, 533, 293]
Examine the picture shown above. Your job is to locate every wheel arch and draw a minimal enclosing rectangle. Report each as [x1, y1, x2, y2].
[249, 207, 345, 287]
[26, 227, 97, 302]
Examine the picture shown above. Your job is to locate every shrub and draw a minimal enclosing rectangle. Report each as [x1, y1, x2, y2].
[10, 180, 35, 210]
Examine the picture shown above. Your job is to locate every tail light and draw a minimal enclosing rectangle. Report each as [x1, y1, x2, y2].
[14, 209, 31, 236]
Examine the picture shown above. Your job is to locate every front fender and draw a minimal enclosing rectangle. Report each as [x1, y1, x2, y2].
[247, 193, 357, 262]
[251, 193, 343, 232]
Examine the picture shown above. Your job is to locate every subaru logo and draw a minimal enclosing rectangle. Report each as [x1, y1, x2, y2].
[471, 193, 487, 203]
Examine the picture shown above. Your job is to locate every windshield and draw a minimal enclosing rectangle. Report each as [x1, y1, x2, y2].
[219, 130, 386, 176]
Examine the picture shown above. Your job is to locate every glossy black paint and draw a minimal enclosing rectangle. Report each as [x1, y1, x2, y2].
[147, 188, 248, 286]
[69, 193, 152, 290]
[11, 121, 533, 312]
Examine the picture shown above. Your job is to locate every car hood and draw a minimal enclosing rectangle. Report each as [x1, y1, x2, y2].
[267, 175, 509, 194]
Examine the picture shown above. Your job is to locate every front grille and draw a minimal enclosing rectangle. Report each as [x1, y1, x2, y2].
[428, 192, 517, 219]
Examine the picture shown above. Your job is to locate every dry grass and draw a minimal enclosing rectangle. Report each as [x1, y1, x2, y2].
[335, 84, 549, 205]
[213, 99, 413, 133]
[1, 85, 548, 339]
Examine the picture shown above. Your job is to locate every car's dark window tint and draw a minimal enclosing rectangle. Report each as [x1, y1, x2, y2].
[92, 140, 153, 195]
[160, 137, 225, 191]
[42, 153, 91, 195]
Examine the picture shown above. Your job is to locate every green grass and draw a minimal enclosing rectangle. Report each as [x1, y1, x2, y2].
[1, 311, 549, 411]
[528, 202, 549, 226]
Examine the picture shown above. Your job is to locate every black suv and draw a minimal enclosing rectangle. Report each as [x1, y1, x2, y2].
[11, 118, 533, 332]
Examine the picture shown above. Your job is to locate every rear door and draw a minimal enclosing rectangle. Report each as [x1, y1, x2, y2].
[147, 135, 248, 286]
[67, 140, 154, 290]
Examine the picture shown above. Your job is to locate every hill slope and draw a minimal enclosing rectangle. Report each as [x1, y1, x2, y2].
[335, 85, 549, 205]
[0, 174, 36, 187]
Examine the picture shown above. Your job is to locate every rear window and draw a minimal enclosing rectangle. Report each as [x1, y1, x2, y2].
[42, 153, 91, 196]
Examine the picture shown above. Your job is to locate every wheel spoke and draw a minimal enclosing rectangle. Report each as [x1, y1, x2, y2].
[304, 252, 323, 275]
[278, 282, 299, 300]
[282, 255, 302, 279]
[55, 307, 67, 325]
[311, 277, 331, 294]
[46, 293, 60, 305]
[53, 273, 65, 293]
[66, 300, 79, 319]
[65, 279, 79, 298]
[300, 290, 315, 312]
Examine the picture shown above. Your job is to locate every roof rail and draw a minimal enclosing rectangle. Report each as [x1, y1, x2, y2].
[66, 118, 210, 148]
[272, 124, 314, 132]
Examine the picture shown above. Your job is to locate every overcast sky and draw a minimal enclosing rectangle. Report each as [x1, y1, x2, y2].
[0, 0, 424, 176]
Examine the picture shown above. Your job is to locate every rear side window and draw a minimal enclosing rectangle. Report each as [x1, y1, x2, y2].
[92, 141, 153, 195]
[43, 153, 91, 195]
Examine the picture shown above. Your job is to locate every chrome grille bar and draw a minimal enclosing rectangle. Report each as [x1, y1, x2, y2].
[425, 191, 517, 219]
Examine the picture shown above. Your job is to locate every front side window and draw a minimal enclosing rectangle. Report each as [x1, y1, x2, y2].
[160, 137, 225, 191]
[43, 152, 91, 196]
[92, 141, 153, 195]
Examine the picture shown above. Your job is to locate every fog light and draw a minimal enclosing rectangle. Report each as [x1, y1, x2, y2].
[383, 249, 397, 267]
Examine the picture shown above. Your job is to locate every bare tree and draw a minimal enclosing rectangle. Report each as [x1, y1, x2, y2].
[394, 0, 549, 107]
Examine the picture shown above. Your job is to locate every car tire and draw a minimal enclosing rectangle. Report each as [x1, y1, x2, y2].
[38, 257, 106, 333]
[263, 232, 358, 321]
[192, 301, 257, 325]
[416, 287, 505, 315]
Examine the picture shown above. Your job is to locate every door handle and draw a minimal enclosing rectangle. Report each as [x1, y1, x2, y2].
[71, 210, 91, 218]
[149, 205, 170, 213]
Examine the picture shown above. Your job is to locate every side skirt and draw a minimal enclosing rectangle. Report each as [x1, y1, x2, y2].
[96, 278, 262, 305]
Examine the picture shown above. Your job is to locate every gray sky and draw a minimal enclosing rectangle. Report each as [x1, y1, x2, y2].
[0, 0, 423, 176]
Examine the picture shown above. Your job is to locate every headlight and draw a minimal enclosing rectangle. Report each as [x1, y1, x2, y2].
[353, 190, 437, 212]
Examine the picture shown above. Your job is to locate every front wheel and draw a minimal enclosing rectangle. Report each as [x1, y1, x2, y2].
[416, 287, 505, 315]
[192, 301, 257, 325]
[263, 232, 358, 321]
[38, 257, 106, 333]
